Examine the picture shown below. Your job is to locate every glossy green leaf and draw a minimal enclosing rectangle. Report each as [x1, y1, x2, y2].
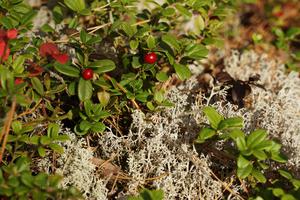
[31, 77, 44, 96]
[236, 137, 247, 151]
[281, 194, 296, 200]
[237, 163, 253, 179]
[140, 189, 164, 200]
[174, 63, 191, 80]
[47, 123, 60, 138]
[197, 127, 216, 143]
[54, 63, 80, 77]
[218, 117, 243, 130]
[64, 0, 86, 12]
[162, 7, 176, 17]
[247, 129, 267, 149]
[12, 120, 22, 133]
[162, 34, 180, 53]
[38, 146, 46, 157]
[175, 4, 192, 18]
[271, 153, 287, 163]
[79, 120, 92, 132]
[121, 23, 137, 37]
[147, 35, 156, 49]
[91, 122, 106, 133]
[78, 78, 93, 101]
[40, 136, 51, 145]
[130, 40, 139, 50]
[156, 71, 168, 82]
[286, 27, 300, 39]
[202, 106, 223, 129]
[132, 56, 142, 68]
[272, 188, 284, 197]
[12, 55, 25, 74]
[251, 169, 266, 183]
[184, 44, 208, 60]
[278, 169, 293, 180]
[49, 143, 64, 154]
[253, 150, 267, 160]
[21, 172, 33, 187]
[229, 129, 244, 140]
[291, 179, 300, 189]
[89, 59, 116, 73]
[237, 155, 250, 168]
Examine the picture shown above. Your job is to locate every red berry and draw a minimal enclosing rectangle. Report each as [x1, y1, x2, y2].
[39, 42, 60, 57]
[144, 52, 157, 64]
[82, 68, 94, 80]
[6, 29, 18, 39]
[14, 78, 24, 85]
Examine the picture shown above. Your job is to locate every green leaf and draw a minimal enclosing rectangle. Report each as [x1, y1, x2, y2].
[91, 122, 106, 133]
[218, 117, 243, 130]
[278, 169, 293, 180]
[41, 24, 55, 33]
[132, 56, 142, 68]
[237, 163, 253, 179]
[247, 129, 267, 149]
[80, 29, 88, 43]
[78, 78, 93, 101]
[12, 55, 25, 74]
[64, 0, 86, 12]
[253, 150, 267, 160]
[184, 44, 208, 60]
[54, 63, 80, 77]
[272, 188, 284, 197]
[140, 189, 164, 200]
[251, 169, 266, 183]
[271, 153, 287, 163]
[236, 137, 247, 151]
[147, 35, 156, 49]
[54, 62, 80, 78]
[286, 27, 300, 39]
[21, 172, 33, 187]
[202, 106, 224, 129]
[68, 81, 76, 95]
[162, 34, 180, 53]
[162, 7, 176, 17]
[0, 17, 13, 29]
[12, 120, 22, 133]
[31, 77, 44, 96]
[175, 4, 192, 18]
[197, 127, 216, 143]
[154, 90, 164, 103]
[291, 179, 300, 189]
[79, 120, 92, 132]
[40, 136, 51, 145]
[38, 147, 46, 157]
[174, 63, 191, 80]
[229, 129, 244, 140]
[89, 59, 116, 73]
[130, 40, 139, 50]
[34, 173, 48, 189]
[281, 194, 296, 200]
[47, 123, 60, 138]
[8, 176, 19, 188]
[237, 155, 250, 168]
[156, 71, 168, 82]
[121, 23, 137, 38]
[49, 143, 64, 154]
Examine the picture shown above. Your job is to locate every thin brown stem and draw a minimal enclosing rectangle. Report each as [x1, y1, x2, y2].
[0, 97, 17, 163]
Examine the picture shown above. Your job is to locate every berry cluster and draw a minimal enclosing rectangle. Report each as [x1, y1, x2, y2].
[0, 29, 18, 62]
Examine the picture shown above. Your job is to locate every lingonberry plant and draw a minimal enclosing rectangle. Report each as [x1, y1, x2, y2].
[0, 0, 241, 198]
